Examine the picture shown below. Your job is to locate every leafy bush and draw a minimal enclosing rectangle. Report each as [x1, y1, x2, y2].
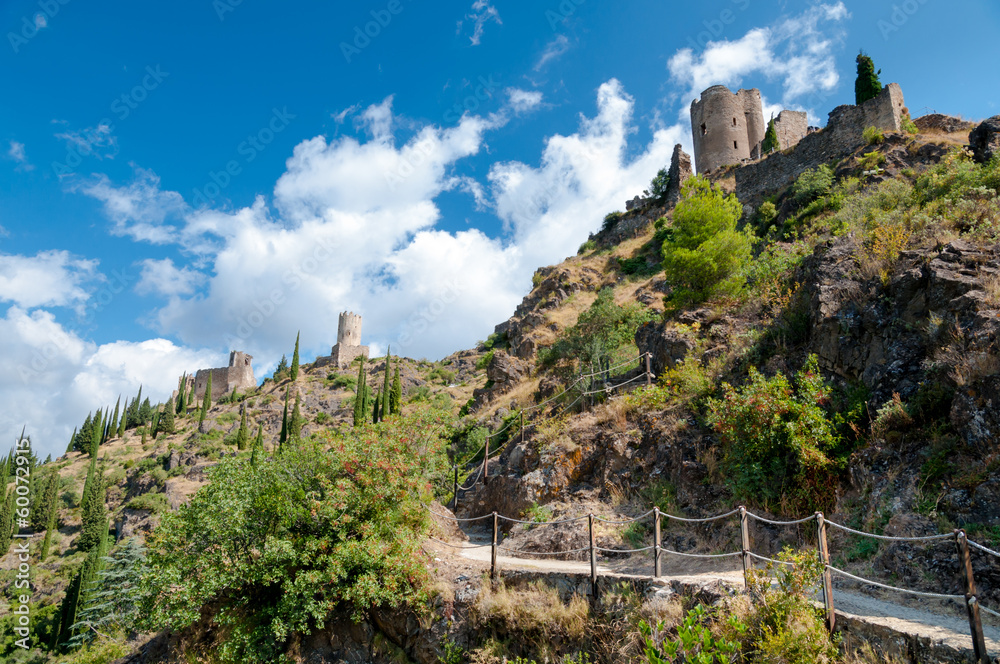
[523, 502, 554, 525]
[138, 411, 449, 661]
[602, 211, 624, 233]
[645, 167, 670, 204]
[753, 200, 777, 234]
[707, 356, 841, 513]
[863, 125, 884, 145]
[901, 113, 918, 134]
[640, 604, 739, 664]
[327, 373, 356, 391]
[314, 411, 331, 425]
[578, 239, 597, 255]
[859, 150, 886, 171]
[481, 331, 509, 351]
[791, 164, 834, 205]
[127, 492, 169, 513]
[661, 176, 753, 305]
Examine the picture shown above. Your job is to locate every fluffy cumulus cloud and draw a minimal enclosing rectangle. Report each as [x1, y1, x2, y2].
[507, 88, 544, 114]
[78, 81, 680, 377]
[0, 306, 222, 459]
[668, 2, 849, 116]
[0, 250, 99, 309]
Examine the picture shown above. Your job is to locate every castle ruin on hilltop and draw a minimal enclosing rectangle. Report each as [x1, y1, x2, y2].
[192, 351, 257, 401]
[315, 312, 370, 369]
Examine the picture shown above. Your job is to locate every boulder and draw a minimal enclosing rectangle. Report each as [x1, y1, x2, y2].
[486, 350, 527, 389]
[969, 115, 1000, 164]
[634, 321, 696, 376]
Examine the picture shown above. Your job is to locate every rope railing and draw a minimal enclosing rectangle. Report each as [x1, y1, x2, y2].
[968, 539, 1000, 559]
[424, 500, 998, 661]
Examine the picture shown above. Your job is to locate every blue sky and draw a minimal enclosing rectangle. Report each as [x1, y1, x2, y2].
[2, 0, 999, 458]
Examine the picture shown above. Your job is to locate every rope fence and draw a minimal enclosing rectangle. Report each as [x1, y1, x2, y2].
[425, 500, 998, 663]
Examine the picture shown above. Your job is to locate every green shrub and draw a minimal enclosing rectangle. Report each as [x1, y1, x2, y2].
[601, 211, 624, 233]
[645, 167, 670, 204]
[482, 331, 509, 351]
[127, 492, 170, 513]
[578, 239, 597, 255]
[707, 356, 841, 513]
[475, 350, 494, 371]
[138, 411, 449, 661]
[901, 113, 918, 134]
[327, 373, 356, 391]
[662, 176, 752, 305]
[863, 125, 884, 145]
[859, 150, 886, 171]
[314, 411, 331, 425]
[640, 604, 738, 664]
[791, 164, 834, 204]
[523, 502, 554, 526]
[753, 200, 777, 233]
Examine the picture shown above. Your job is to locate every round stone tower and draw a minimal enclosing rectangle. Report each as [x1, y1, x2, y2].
[690, 86, 765, 174]
[337, 311, 363, 347]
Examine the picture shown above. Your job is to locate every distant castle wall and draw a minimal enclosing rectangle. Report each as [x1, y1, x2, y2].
[773, 110, 809, 150]
[735, 83, 905, 207]
[193, 351, 257, 401]
[316, 311, 370, 370]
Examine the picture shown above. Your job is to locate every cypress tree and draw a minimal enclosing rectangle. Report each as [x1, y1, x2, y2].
[353, 356, 368, 427]
[77, 458, 106, 552]
[139, 397, 153, 425]
[290, 331, 301, 381]
[117, 404, 126, 439]
[177, 373, 187, 415]
[54, 566, 83, 651]
[66, 427, 77, 454]
[140, 426, 147, 446]
[290, 393, 302, 441]
[372, 390, 382, 424]
[0, 451, 13, 555]
[158, 399, 176, 435]
[390, 366, 402, 415]
[39, 467, 59, 560]
[236, 405, 249, 450]
[90, 409, 103, 456]
[761, 116, 779, 154]
[855, 51, 882, 105]
[151, 411, 160, 440]
[279, 388, 290, 449]
[110, 398, 121, 440]
[381, 348, 392, 420]
[31, 466, 57, 531]
[65, 522, 110, 649]
[200, 373, 212, 430]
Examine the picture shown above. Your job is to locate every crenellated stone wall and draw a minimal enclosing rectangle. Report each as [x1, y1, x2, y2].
[193, 351, 256, 401]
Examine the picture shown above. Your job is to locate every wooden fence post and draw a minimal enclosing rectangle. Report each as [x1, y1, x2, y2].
[645, 352, 652, 387]
[653, 507, 662, 578]
[589, 513, 599, 601]
[955, 530, 989, 664]
[452, 466, 459, 511]
[520, 411, 524, 446]
[739, 506, 751, 589]
[816, 512, 836, 633]
[483, 434, 490, 485]
[490, 512, 498, 580]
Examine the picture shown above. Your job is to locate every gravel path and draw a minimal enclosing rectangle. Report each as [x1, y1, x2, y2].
[444, 538, 1000, 660]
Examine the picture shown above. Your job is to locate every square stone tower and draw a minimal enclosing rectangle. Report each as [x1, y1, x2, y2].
[325, 311, 369, 369]
[192, 350, 257, 401]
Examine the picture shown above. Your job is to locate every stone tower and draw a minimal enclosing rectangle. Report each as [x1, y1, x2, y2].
[316, 311, 370, 369]
[690, 86, 766, 174]
[192, 350, 257, 401]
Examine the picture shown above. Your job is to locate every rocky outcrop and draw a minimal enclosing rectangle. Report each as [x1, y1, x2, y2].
[634, 321, 696, 376]
[664, 143, 693, 208]
[969, 115, 1000, 164]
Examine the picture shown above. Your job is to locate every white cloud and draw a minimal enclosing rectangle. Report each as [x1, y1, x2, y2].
[461, 0, 501, 46]
[0, 250, 99, 309]
[80, 168, 188, 246]
[79, 80, 683, 370]
[535, 35, 571, 71]
[136, 258, 206, 297]
[55, 122, 119, 164]
[507, 88, 544, 114]
[668, 3, 849, 115]
[0, 306, 222, 460]
[8, 141, 33, 171]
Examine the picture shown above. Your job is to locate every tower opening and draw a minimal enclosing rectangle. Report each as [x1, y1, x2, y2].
[734, 141, 738, 149]
[701, 123, 707, 136]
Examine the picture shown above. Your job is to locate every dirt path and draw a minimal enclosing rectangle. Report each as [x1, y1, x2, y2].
[441, 538, 1000, 660]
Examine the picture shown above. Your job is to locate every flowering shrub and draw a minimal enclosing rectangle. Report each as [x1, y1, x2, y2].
[138, 410, 449, 662]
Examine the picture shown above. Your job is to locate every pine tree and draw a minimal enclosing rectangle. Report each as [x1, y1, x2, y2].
[251, 424, 263, 466]
[855, 51, 882, 105]
[77, 457, 106, 552]
[290, 331, 301, 381]
[381, 347, 392, 420]
[275, 354, 289, 381]
[279, 388, 290, 449]
[65, 521, 111, 649]
[390, 366, 402, 415]
[290, 393, 302, 441]
[236, 405, 249, 450]
[353, 355, 368, 427]
[110, 398, 121, 440]
[70, 536, 144, 645]
[30, 466, 57, 531]
[158, 399, 176, 435]
[761, 116, 779, 154]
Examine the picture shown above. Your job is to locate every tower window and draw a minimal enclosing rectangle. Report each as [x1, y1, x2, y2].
[701, 123, 707, 136]
[734, 141, 738, 149]
[733, 117, 737, 126]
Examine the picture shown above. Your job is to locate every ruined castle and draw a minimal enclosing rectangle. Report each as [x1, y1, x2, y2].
[689, 82, 905, 179]
[315, 312, 369, 369]
[192, 351, 257, 401]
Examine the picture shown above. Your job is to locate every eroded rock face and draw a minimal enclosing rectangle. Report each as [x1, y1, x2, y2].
[486, 351, 527, 390]
[634, 321, 696, 376]
[969, 115, 1000, 164]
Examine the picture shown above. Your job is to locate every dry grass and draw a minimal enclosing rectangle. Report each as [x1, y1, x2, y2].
[473, 579, 590, 641]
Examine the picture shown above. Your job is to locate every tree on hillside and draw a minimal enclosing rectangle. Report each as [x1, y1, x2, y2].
[236, 405, 250, 451]
[661, 176, 753, 305]
[353, 356, 369, 427]
[645, 167, 670, 205]
[279, 388, 290, 450]
[56, 519, 110, 651]
[77, 456, 106, 552]
[290, 332, 300, 381]
[199, 373, 212, 432]
[761, 116, 780, 154]
[30, 465, 57, 531]
[125, 386, 143, 429]
[111, 397, 121, 440]
[66, 427, 77, 455]
[372, 390, 382, 425]
[158, 399, 176, 436]
[117, 405, 126, 439]
[70, 537, 144, 647]
[39, 466, 60, 559]
[855, 51, 882, 105]
[274, 354, 289, 381]
[381, 348, 392, 421]
[177, 373, 187, 415]
[290, 394, 303, 441]
[390, 366, 402, 416]
[0, 450, 14, 555]
[251, 424, 263, 466]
